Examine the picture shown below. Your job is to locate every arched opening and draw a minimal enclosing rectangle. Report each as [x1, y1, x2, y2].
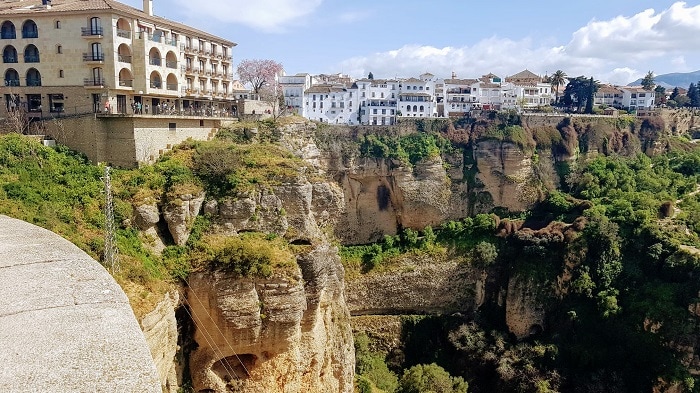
[119, 68, 133, 87]
[4, 68, 19, 86]
[3, 45, 17, 63]
[21, 20, 38, 38]
[419, 105, 424, 111]
[116, 18, 131, 38]
[149, 71, 162, 89]
[1, 21, 16, 39]
[165, 51, 177, 69]
[211, 354, 256, 382]
[24, 44, 39, 63]
[117, 43, 131, 63]
[412, 105, 417, 112]
[166, 73, 178, 91]
[26, 68, 41, 86]
[148, 47, 161, 66]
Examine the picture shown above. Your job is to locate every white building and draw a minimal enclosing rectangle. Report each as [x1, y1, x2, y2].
[357, 78, 399, 125]
[303, 83, 359, 124]
[472, 73, 504, 110]
[279, 73, 312, 116]
[505, 70, 553, 109]
[398, 73, 438, 119]
[443, 75, 478, 117]
[620, 86, 656, 111]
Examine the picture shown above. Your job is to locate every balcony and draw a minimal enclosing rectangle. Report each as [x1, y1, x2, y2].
[222, 55, 232, 62]
[22, 31, 38, 39]
[150, 81, 162, 89]
[149, 58, 162, 66]
[116, 29, 131, 39]
[81, 27, 103, 37]
[165, 61, 177, 69]
[24, 55, 40, 63]
[167, 83, 178, 91]
[3, 55, 17, 63]
[165, 38, 177, 46]
[84, 78, 105, 87]
[26, 78, 41, 86]
[4, 79, 19, 86]
[83, 53, 104, 62]
[1, 32, 16, 39]
[119, 79, 133, 87]
[180, 44, 196, 54]
[118, 55, 132, 63]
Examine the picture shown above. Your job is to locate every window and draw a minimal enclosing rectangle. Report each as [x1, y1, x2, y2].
[55, 20, 61, 29]
[169, 123, 176, 131]
[56, 45, 62, 54]
[58, 69, 63, 78]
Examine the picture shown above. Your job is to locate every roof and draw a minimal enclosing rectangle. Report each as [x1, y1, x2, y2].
[403, 77, 424, 83]
[305, 84, 347, 94]
[444, 78, 477, 85]
[507, 69, 540, 80]
[0, 0, 235, 46]
[399, 92, 431, 97]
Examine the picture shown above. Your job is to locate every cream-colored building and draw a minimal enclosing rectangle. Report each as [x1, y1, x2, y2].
[0, 0, 237, 118]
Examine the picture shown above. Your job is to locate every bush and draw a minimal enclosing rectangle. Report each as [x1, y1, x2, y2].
[397, 363, 468, 393]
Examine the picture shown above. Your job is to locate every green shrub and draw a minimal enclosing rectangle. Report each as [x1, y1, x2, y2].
[397, 363, 468, 393]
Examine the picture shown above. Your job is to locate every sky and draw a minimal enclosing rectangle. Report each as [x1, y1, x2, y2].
[121, 0, 700, 85]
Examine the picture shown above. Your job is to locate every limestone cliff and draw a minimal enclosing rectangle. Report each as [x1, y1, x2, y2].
[141, 291, 181, 392]
[186, 244, 354, 393]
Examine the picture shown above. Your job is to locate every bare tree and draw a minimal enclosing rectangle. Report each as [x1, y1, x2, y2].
[3, 106, 31, 134]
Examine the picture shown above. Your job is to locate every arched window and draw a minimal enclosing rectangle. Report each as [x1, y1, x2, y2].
[406, 105, 411, 112]
[118, 68, 133, 87]
[26, 68, 41, 86]
[116, 18, 131, 38]
[150, 71, 162, 89]
[420, 105, 424, 111]
[56, 45, 62, 54]
[59, 69, 64, 78]
[413, 105, 417, 112]
[55, 20, 61, 29]
[165, 51, 177, 69]
[24, 44, 39, 63]
[148, 47, 161, 66]
[21, 20, 38, 38]
[4, 68, 19, 86]
[1, 21, 15, 39]
[166, 73, 178, 91]
[3, 45, 17, 63]
[86, 42, 103, 61]
[117, 44, 132, 63]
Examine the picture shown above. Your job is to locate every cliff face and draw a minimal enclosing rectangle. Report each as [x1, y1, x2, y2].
[186, 244, 354, 393]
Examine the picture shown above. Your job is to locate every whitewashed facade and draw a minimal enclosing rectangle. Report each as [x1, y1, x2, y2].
[279, 73, 312, 116]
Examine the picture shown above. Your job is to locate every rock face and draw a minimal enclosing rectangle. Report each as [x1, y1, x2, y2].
[345, 254, 480, 315]
[0, 215, 161, 393]
[187, 244, 354, 393]
[163, 191, 206, 246]
[141, 291, 181, 393]
[505, 275, 546, 339]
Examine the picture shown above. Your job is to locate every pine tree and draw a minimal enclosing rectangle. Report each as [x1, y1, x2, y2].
[688, 83, 700, 107]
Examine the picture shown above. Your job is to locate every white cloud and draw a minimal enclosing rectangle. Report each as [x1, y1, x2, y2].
[335, 2, 700, 85]
[171, 0, 323, 32]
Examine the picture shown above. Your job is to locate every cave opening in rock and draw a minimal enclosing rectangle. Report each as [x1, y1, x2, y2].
[377, 184, 391, 211]
[290, 238, 312, 246]
[212, 353, 257, 381]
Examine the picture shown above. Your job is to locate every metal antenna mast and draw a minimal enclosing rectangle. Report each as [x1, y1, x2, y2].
[103, 166, 119, 272]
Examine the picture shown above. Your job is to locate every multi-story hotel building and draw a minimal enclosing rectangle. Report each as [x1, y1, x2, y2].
[0, 0, 237, 118]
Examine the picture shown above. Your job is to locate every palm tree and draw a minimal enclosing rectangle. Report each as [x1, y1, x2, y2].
[550, 70, 567, 105]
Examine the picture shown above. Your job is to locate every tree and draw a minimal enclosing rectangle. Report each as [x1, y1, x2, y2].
[562, 76, 598, 113]
[236, 59, 283, 94]
[654, 85, 667, 106]
[550, 70, 567, 105]
[585, 77, 599, 114]
[641, 71, 655, 91]
[688, 83, 700, 107]
[669, 87, 680, 101]
[398, 363, 468, 393]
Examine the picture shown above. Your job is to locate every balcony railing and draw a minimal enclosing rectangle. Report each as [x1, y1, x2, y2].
[1, 31, 16, 39]
[24, 55, 40, 63]
[165, 39, 177, 46]
[3, 55, 17, 63]
[118, 54, 132, 63]
[84, 78, 105, 86]
[22, 30, 38, 39]
[4, 79, 20, 86]
[166, 83, 178, 91]
[149, 58, 162, 66]
[81, 27, 103, 36]
[116, 29, 131, 39]
[165, 61, 177, 69]
[26, 78, 41, 86]
[150, 81, 162, 89]
[119, 79, 133, 87]
[83, 53, 104, 62]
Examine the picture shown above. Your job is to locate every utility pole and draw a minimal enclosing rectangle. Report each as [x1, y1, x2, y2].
[102, 166, 119, 272]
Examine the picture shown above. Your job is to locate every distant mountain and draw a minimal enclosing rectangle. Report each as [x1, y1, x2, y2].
[629, 70, 700, 89]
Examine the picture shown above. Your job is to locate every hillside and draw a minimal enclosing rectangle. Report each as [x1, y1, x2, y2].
[629, 70, 700, 89]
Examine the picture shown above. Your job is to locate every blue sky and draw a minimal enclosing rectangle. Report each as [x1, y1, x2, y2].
[121, 0, 700, 85]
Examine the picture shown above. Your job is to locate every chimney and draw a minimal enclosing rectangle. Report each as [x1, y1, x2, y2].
[143, 0, 153, 16]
